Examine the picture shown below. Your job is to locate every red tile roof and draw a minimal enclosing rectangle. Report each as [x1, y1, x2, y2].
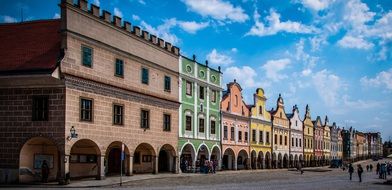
[0, 19, 62, 75]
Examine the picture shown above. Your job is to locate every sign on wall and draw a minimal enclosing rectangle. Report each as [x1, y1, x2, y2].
[34, 154, 54, 169]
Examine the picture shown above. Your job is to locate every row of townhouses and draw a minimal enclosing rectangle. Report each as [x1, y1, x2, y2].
[0, 0, 383, 184]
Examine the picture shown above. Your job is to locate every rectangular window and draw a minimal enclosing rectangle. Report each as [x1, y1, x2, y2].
[266, 132, 270, 143]
[275, 134, 278, 144]
[285, 136, 287, 146]
[186, 81, 192, 96]
[238, 131, 242, 141]
[296, 138, 298, 147]
[113, 104, 123, 125]
[82, 46, 92, 67]
[199, 86, 204, 100]
[259, 131, 263, 143]
[141, 67, 149, 84]
[245, 132, 248, 142]
[211, 90, 216, 103]
[141, 109, 149, 129]
[280, 135, 283, 145]
[142, 155, 152, 162]
[163, 114, 171, 131]
[185, 115, 192, 131]
[252, 130, 256, 142]
[224, 125, 228, 139]
[199, 118, 205, 133]
[32, 96, 48, 121]
[210, 120, 216, 134]
[292, 137, 294, 146]
[80, 98, 93, 122]
[231, 127, 235, 140]
[164, 76, 171, 92]
[115, 59, 124, 77]
[304, 139, 307, 148]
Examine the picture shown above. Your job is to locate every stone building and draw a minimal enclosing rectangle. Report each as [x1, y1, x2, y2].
[270, 94, 290, 169]
[356, 132, 366, 160]
[221, 80, 250, 170]
[302, 105, 314, 167]
[322, 116, 331, 165]
[313, 116, 323, 166]
[287, 105, 303, 168]
[330, 122, 338, 160]
[367, 132, 382, 158]
[0, 0, 180, 184]
[249, 88, 272, 169]
[178, 56, 222, 172]
[342, 127, 357, 161]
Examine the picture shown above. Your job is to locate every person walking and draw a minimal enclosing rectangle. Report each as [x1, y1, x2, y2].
[298, 161, 304, 174]
[366, 165, 369, 172]
[376, 162, 380, 175]
[357, 164, 363, 182]
[348, 164, 354, 180]
[41, 160, 49, 183]
[369, 164, 373, 172]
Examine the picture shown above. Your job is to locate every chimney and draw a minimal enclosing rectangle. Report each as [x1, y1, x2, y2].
[218, 66, 221, 72]
[165, 42, 172, 51]
[150, 35, 157, 44]
[123, 21, 132, 32]
[133, 26, 141, 36]
[205, 60, 209, 67]
[192, 54, 196, 61]
[142, 30, 149, 40]
[79, 0, 88, 11]
[91, 4, 100, 17]
[102, 10, 111, 23]
[113, 16, 121, 27]
[172, 46, 179, 55]
[158, 38, 165, 48]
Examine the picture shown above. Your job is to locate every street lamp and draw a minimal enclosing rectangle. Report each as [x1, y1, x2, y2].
[67, 126, 78, 141]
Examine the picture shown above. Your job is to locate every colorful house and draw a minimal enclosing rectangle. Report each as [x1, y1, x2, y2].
[287, 105, 303, 168]
[270, 94, 290, 168]
[249, 88, 272, 169]
[302, 105, 314, 167]
[337, 127, 344, 160]
[221, 80, 250, 170]
[178, 56, 223, 172]
[323, 116, 331, 165]
[330, 122, 339, 160]
[313, 116, 324, 166]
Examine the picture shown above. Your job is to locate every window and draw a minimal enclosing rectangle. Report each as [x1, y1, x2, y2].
[199, 86, 204, 100]
[80, 98, 93, 121]
[285, 136, 287, 145]
[252, 130, 256, 142]
[266, 132, 270, 143]
[210, 120, 216, 134]
[304, 139, 307, 148]
[292, 138, 294, 146]
[231, 127, 234, 140]
[185, 115, 192, 131]
[113, 104, 123, 125]
[142, 155, 152, 162]
[296, 138, 298, 147]
[199, 118, 205, 133]
[141, 109, 149, 129]
[186, 81, 192, 96]
[82, 46, 92, 67]
[141, 68, 149, 84]
[224, 125, 228, 139]
[259, 131, 263, 142]
[164, 76, 171, 91]
[211, 90, 216, 103]
[238, 131, 242, 141]
[275, 134, 278, 144]
[115, 59, 123, 76]
[280, 112, 282, 118]
[308, 128, 310, 134]
[295, 120, 298, 126]
[163, 114, 171, 131]
[259, 106, 263, 115]
[32, 96, 48, 121]
[235, 95, 238, 106]
[245, 132, 248, 142]
[280, 135, 283, 145]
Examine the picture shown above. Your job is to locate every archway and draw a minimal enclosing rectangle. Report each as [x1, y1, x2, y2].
[310, 155, 313, 167]
[258, 151, 264, 169]
[196, 144, 209, 172]
[69, 139, 101, 179]
[158, 144, 176, 173]
[133, 143, 156, 174]
[278, 153, 282, 168]
[272, 153, 277, 169]
[222, 148, 235, 170]
[283, 154, 288, 168]
[251, 150, 257, 169]
[180, 143, 196, 173]
[265, 152, 271, 169]
[237, 149, 248, 170]
[294, 155, 298, 168]
[210, 145, 221, 171]
[289, 154, 293, 168]
[19, 137, 59, 183]
[105, 141, 130, 175]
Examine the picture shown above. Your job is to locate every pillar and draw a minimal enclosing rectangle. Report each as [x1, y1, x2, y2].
[218, 158, 222, 171]
[58, 154, 69, 185]
[234, 156, 238, 170]
[97, 155, 105, 180]
[127, 156, 133, 176]
[153, 156, 158, 174]
[261, 158, 265, 169]
[174, 156, 179, 174]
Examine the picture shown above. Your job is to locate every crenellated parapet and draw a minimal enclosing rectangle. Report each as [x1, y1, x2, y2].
[61, 0, 180, 56]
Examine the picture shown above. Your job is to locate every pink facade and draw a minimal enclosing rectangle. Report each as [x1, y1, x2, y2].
[313, 116, 324, 166]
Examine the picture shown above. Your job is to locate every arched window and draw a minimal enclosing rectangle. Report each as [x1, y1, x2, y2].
[259, 106, 263, 115]
[235, 95, 238, 106]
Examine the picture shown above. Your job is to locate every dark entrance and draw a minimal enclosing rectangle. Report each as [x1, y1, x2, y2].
[158, 149, 169, 172]
[108, 148, 121, 174]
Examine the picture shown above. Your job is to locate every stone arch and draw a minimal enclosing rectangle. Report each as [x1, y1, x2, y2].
[105, 141, 130, 175]
[210, 145, 221, 161]
[158, 144, 177, 173]
[222, 148, 235, 170]
[278, 153, 283, 169]
[289, 154, 294, 168]
[133, 143, 156, 174]
[294, 154, 298, 168]
[251, 150, 257, 169]
[237, 149, 249, 170]
[257, 151, 264, 169]
[283, 154, 289, 168]
[69, 139, 101, 179]
[265, 151, 271, 169]
[196, 143, 210, 161]
[272, 152, 277, 169]
[180, 143, 196, 173]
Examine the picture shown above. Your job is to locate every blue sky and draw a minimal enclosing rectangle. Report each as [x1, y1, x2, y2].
[1, 0, 391, 141]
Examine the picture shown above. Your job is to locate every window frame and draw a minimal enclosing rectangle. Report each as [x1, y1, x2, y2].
[140, 109, 150, 129]
[113, 104, 124, 125]
[32, 96, 49, 121]
[210, 119, 216, 135]
[164, 75, 171, 92]
[163, 113, 171, 131]
[81, 45, 93, 68]
[198, 117, 205, 133]
[141, 67, 149, 85]
[80, 97, 93, 122]
[211, 89, 216, 103]
[186, 81, 192, 96]
[223, 125, 228, 139]
[199, 86, 205, 100]
[114, 58, 124, 77]
[185, 115, 192, 131]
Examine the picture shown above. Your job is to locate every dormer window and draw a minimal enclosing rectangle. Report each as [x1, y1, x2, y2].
[280, 112, 282, 118]
[235, 95, 238, 106]
[259, 106, 263, 115]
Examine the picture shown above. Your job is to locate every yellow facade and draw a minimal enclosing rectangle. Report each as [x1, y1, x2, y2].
[303, 105, 314, 167]
[250, 88, 272, 169]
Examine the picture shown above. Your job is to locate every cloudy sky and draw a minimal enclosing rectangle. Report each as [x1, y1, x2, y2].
[1, 0, 391, 141]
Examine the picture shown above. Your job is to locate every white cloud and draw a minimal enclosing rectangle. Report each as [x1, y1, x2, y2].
[262, 58, 291, 82]
[53, 13, 60, 19]
[224, 66, 264, 89]
[177, 21, 209, 34]
[294, 39, 318, 74]
[302, 69, 312, 76]
[246, 9, 318, 37]
[94, 0, 100, 6]
[140, 18, 179, 45]
[138, 0, 146, 5]
[338, 35, 374, 50]
[343, 0, 375, 32]
[310, 35, 328, 51]
[2, 15, 17, 23]
[312, 69, 342, 107]
[182, 0, 249, 23]
[298, 0, 335, 11]
[206, 49, 234, 66]
[132, 14, 140, 21]
[360, 68, 392, 90]
[342, 95, 383, 109]
[231, 48, 238, 52]
[114, 7, 123, 18]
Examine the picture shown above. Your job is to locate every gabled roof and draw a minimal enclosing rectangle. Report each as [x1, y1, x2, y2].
[0, 19, 62, 75]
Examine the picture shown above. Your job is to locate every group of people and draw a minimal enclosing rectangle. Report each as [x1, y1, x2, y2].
[180, 158, 218, 174]
[376, 162, 392, 179]
[348, 164, 364, 182]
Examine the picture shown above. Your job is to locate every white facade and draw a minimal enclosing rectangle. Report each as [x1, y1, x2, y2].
[288, 105, 304, 165]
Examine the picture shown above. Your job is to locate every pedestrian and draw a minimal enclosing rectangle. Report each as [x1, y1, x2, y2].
[212, 159, 217, 174]
[298, 161, 304, 174]
[366, 165, 369, 172]
[348, 163, 354, 180]
[387, 162, 391, 175]
[376, 162, 380, 175]
[357, 164, 363, 182]
[41, 160, 49, 183]
[380, 163, 386, 179]
[369, 164, 373, 172]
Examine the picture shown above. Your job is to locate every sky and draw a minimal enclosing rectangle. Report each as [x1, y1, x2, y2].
[1, 0, 391, 141]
